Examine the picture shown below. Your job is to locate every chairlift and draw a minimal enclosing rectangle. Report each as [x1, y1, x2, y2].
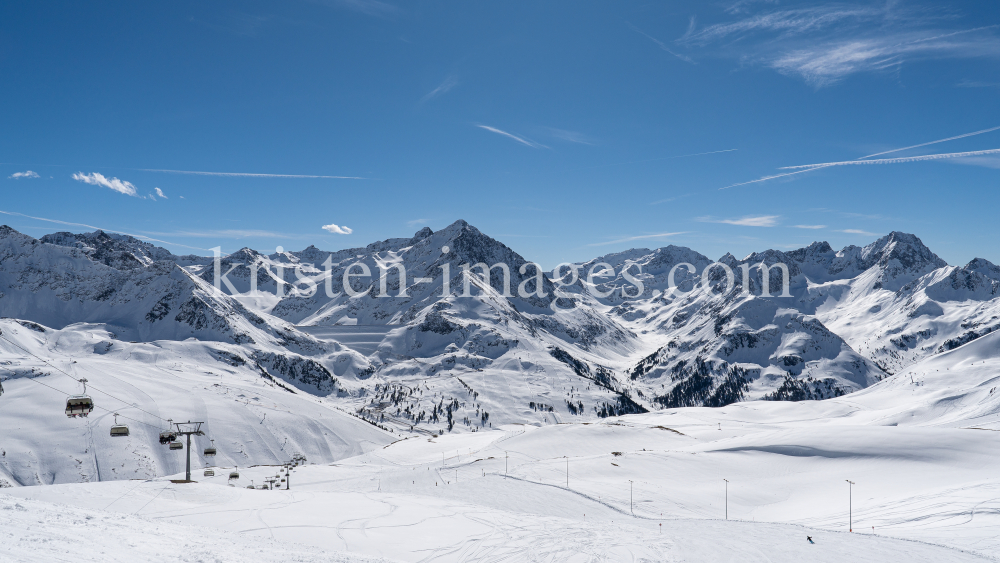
[169, 441, 183, 450]
[65, 379, 94, 417]
[204, 469, 215, 477]
[229, 467, 240, 480]
[159, 418, 177, 444]
[110, 413, 129, 437]
[204, 439, 216, 457]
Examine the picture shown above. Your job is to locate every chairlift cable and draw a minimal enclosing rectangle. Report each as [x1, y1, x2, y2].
[0, 332, 168, 424]
[0, 368, 162, 430]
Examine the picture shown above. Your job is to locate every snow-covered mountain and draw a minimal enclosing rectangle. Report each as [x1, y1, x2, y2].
[2, 221, 998, 448]
[0, 226, 374, 396]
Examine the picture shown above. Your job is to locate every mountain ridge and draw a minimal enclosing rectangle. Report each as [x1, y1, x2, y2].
[2, 221, 996, 433]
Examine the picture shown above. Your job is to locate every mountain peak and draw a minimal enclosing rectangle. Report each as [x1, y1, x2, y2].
[965, 257, 1000, 281]
[863, 231, 945, 271]
[412, 227, 434, 239]
[786, 241, 833, 259]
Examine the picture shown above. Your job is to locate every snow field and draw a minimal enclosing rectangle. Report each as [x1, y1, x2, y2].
[0, 493, 395, 563]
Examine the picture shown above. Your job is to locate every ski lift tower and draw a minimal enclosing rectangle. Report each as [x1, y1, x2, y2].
[173, 421, 205, 482]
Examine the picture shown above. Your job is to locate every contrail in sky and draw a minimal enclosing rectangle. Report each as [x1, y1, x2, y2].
[476, 125, 548, 149]
[857, 125, 1000, 160]
[782, 147, 1000, 169]
[0, 162, 365, 179]
[722, 126, 1000, 189]
[719, 165, 834, 190]
[135, 168, 366, 179]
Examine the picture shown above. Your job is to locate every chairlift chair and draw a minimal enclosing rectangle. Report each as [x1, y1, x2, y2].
[110, 413, 129, 437]
[229, 467, 240, 480]
[204, 439, 216, 457]
[159, 418, 177, 444]
[169, 441, 183, 450]
[65, 379, 94, 417]
[204, 469, 215, 477]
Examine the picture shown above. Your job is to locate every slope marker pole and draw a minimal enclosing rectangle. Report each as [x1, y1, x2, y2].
[724, 479, 729, 520]
[846, 480, 855, 532]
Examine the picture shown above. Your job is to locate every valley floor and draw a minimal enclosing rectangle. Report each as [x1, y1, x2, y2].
[4, 406, 1000, 562]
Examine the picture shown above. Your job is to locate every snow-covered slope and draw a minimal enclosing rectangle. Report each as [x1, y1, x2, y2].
[0, 493, 393, 563]
[8, 330, 1000, 561]
[0, 319, 392, 487]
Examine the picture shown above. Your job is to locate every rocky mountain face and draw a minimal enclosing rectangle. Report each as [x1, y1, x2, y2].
[40, 230, 206, 270]
[1, 222, 996, 435]
[0, 226, 370, 396]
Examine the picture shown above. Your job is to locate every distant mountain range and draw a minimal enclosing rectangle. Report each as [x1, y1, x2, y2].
[2, 220, 998, 434]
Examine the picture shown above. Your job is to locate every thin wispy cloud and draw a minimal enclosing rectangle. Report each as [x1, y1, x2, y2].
[725, 0, 779, 15]
[72, 172, 138, 196]
[476, 125, 548, 149]
[406, 218, 428, 227]
[771, 27, 1000, 87]
[957, 79, 1000, 88]
[650, 193, 693, 205]
[683, 5, 883, 45]
[154, 187, 167, 199]
[136, 168, 365, 179]
[700, 215, 780, 227]
[782, 147, 1000, 169]
[543, 127, 595, 145]
[680, 4, 1000, 87]
[8, 170, 39, 179]
[322, 223, 353, 235]
[626, 22, 695, 64]
[587, 231, 688, 247]
[952, 156, 1000, 169]
[0, 209, 211, 251]
[838, 229, 879, 236]
[793, 224, 826, 229]
[421, 75, 458, 102]
[858, 125, 1000, 160]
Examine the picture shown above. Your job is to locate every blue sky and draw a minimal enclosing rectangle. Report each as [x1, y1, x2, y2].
[2, 0, 999, 267]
